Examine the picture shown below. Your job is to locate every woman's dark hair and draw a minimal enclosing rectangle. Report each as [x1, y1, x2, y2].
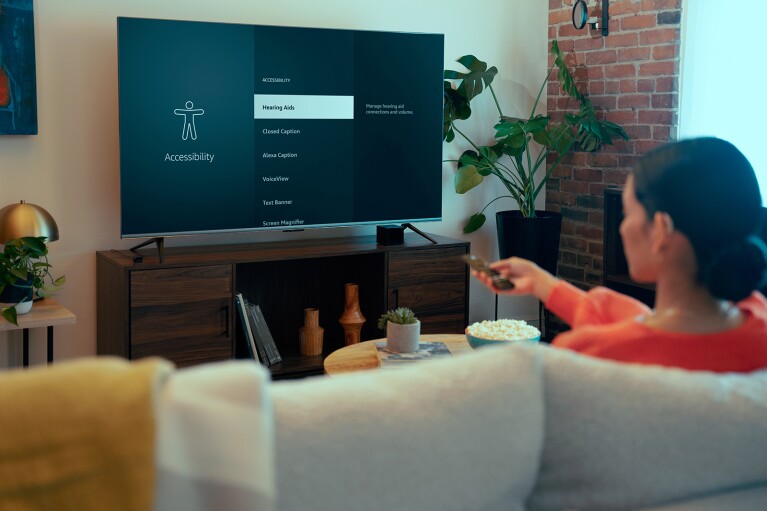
[632, 137, 767, 301]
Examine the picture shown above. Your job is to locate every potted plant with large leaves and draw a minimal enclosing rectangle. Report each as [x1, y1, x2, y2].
[443, 40, 629, 273]
[0, 236, 65, 325]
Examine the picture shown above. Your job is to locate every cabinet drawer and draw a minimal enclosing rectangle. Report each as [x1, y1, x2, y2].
[131, 265, 232, 307]
[131, 300, 230, 344]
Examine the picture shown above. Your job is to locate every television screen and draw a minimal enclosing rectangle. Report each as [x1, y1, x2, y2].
[117, 17, 444, 238]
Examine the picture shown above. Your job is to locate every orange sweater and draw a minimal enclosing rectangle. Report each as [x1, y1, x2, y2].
[546, 281, 767, 372]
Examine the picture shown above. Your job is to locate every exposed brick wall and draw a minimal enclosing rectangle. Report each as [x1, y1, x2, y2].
[546, 0, 682, 291]
[540, 0, 682, 339]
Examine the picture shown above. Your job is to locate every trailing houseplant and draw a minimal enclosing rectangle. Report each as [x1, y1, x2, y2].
[443, 40, 629, 233]
[378, 307, 420, 353]
[0, 236, 65, 325]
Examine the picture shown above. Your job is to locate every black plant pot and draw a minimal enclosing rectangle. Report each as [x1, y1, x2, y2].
[496, 210, 563, 276]
[0, 277, 34, 304]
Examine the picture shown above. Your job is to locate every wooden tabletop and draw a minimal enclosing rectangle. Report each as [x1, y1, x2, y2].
[0, 298, 76, 331]
[323, 333, 471, 375]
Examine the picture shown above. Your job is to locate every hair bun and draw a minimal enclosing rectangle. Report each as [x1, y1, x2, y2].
[705, 236, 767, 301]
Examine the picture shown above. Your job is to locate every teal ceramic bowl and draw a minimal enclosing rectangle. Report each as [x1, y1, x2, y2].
[465, 328, 541, 349]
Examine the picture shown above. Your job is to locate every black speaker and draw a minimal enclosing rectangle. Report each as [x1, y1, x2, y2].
[376, 224, 405, 245]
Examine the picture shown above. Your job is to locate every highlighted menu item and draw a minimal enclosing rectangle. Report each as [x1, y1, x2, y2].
[254, 94, 354, 120]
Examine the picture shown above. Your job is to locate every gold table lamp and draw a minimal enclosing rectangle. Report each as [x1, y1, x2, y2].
[0, 201, 59, 243]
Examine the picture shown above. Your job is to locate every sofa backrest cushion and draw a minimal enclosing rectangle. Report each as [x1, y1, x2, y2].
[271, 344, 545, 511]
[524, 343, 767, 511]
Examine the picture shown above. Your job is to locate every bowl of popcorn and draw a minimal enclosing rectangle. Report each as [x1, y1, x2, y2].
[465, 319, 541, 349]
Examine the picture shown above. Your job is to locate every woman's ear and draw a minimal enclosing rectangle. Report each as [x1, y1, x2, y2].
[651, 211, 675, 253]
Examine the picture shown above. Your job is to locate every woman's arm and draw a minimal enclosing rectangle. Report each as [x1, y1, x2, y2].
[472, 256, 559, 302]
[473, 256, 649, 327]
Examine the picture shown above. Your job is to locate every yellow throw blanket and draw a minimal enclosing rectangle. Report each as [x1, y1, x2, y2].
[0, 357, 172, 511]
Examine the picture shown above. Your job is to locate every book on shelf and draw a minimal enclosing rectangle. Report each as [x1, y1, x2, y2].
[374, 341, 452, 369]
[247, 302, 282, 365]
[235, 293, 269, 366]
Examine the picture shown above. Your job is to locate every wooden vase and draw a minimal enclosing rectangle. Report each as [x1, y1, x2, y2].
[338, 283, 365, 345]
[299, 308, 324, 356]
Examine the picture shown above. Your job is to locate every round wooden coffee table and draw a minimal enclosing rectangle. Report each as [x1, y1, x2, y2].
[323, 333, 471, 375]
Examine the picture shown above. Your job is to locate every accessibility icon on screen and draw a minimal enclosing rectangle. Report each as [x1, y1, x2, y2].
[174, 100, 205, 141]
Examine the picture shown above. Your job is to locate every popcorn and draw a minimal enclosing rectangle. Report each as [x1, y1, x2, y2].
[466, 319, 540, 341]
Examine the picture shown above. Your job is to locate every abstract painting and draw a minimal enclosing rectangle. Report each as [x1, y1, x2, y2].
[0, 0, 37, 135]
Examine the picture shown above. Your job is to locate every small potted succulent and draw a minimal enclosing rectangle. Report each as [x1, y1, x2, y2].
[0, 236, 66, 325]
[377, 307, 420, 353]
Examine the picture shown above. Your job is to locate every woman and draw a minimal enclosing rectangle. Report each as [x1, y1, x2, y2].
[475, 137, 767, 372]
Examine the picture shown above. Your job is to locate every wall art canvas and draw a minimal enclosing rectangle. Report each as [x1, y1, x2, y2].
[0, 0, 37, 135]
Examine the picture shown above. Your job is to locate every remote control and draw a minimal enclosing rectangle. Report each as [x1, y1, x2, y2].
[461, 254, 515, 290]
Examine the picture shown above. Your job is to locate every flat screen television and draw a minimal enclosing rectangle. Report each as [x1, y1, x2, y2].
[117, 17, 444, 238]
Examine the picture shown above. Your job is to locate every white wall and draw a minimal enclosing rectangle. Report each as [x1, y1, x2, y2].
[0, 0, 546, 367]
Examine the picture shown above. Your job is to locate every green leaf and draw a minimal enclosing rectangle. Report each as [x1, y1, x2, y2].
[498, 140, 524, 158]
[532, 129, 551, 147]
[459, 148, 497, 177]
[454, 164, 484, 194]
[10, 268, 27, 280]
[548, 123, 576, 154]
[487, 142, 504, 159]
[578, 130, 600, 152]
[523, 115, 549, 133]
[601, 120, 630, 141]
[21, 236, 48, 255]
[443, 82, 471, 141]
[456, 55, 485, 72]
[447, 55, 498, 101]
[443, 70, 465, 80]
[2, 307, 18, 326]
[494, 119, 524, 138]
[477, 146, 499, 164]
[463, 213, 487, 233]
[503, 132, 526, 149]
[551, 41, 584, 102]
[458, 146, 503, 176]
[458, 149, 480, 167]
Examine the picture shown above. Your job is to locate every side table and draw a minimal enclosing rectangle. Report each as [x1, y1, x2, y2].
[0, 298, 77, 367]
[323, 333, 471, 376]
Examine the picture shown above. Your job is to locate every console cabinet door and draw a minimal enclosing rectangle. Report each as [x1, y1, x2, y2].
[387, 247, 468, 334]
[130, 265, 233, 367]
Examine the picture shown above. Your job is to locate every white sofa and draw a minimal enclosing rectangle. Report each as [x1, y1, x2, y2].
[6, 342, 764, 510]
[155, 341, 767, 511]
[157, 343, 767, 511]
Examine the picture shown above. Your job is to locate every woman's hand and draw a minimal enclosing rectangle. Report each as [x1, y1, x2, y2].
[472, 256, 559, 302]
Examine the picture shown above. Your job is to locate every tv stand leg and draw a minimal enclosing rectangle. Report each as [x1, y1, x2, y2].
[401, 223, 437, 244]
[129, 237, 166, 264]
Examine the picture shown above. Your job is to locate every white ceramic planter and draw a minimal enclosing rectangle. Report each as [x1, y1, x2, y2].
[15, 298, 33, 315]
[386, 320, 421, 353]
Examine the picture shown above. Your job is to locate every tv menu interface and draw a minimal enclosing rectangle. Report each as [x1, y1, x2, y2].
[117, 17, 444, 237]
